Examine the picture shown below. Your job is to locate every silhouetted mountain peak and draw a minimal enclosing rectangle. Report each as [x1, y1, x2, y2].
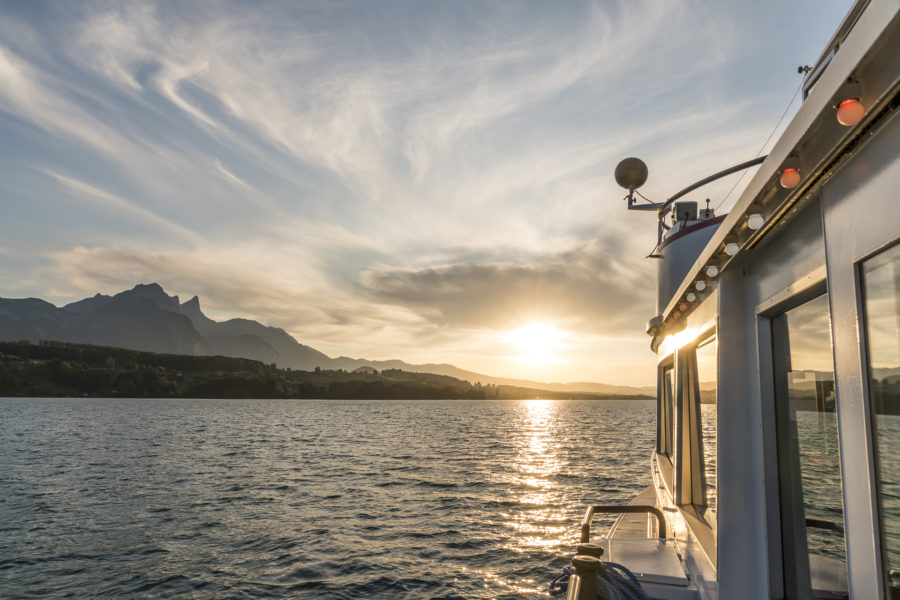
[178, 295, 216, 330]
[61, 293, 112, 315]
[121, 283, 179, 310]
[180, 295, 202, 316]
[1, 283, 635, 394]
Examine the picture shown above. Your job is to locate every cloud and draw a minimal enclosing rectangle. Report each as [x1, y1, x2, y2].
[41, 169, 199, 242]
[40, 242, 426, 346]
[363, 238, 653, 332]
[0, 44, 121, 157]
[0, 0, 855, 384]
[213, 158, 251, 189]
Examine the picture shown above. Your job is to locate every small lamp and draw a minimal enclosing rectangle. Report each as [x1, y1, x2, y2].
[833, 79, 864, 126]
[747, 213, 765, 230]
[836, 98, 865, 126]
[780, 168, 801, 189]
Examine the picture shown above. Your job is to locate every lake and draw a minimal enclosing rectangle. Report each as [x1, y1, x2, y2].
[0, 398, 655, 599]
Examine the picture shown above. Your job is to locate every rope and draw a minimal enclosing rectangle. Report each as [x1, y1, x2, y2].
[549, 565, 576, 595]
[548, 561, 662, 600]
[597, 562, 658, 600]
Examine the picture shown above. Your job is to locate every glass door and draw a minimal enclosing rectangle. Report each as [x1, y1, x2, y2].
[860, 243, 900, 599]
[772, 293, 848, 599]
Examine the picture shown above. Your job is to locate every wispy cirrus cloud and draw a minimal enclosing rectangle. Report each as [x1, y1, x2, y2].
[42, 169, 199, 242]
[0, 0, 853, 384]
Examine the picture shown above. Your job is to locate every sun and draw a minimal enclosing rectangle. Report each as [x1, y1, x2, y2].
[507, 322, 563, 365]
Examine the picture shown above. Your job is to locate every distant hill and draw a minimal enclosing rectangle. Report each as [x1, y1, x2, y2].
[0, 340, 652, 401]
[329, 357, 656, 396]
[0, 283, 652, 396]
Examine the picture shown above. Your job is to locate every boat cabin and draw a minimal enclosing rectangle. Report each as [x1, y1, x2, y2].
[565, 1, 900, 598]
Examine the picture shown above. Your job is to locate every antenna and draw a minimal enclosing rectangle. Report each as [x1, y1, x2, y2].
[615, 158, 662, 211]
[615, 155, 767, 256]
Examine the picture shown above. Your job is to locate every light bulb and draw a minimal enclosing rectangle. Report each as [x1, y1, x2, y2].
[706, 265, 719, 278]
[836, 98, 864, 126]
[725, 242, 740, 256]
[780, 168, 800, 189]
[687, 292, 696, 302]
[747, 213, 765, 230]
[695, 280, 707, 291]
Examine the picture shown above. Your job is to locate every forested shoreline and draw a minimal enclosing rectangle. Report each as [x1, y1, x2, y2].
[0, 341, 652, 401]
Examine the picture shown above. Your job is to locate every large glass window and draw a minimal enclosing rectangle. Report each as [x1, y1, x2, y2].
[772, 293, 848, 597]
[861, 242, 900, 598]
[696, 336, 717, 528]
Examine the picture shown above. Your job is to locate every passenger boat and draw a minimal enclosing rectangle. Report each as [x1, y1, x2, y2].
[559, 1, 900, 598]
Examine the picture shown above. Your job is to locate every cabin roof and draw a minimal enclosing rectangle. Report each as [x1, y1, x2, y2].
[651, 2, 900, 349]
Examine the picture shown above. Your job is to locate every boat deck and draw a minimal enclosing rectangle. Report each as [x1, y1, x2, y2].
[600, 486, 700, 599]
[609, 485, 659, 539]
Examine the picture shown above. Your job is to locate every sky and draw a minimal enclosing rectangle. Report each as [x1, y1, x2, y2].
[0, 0, 852, 386]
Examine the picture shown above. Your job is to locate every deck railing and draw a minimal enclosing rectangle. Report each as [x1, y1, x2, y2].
[579, 504, 668, 542]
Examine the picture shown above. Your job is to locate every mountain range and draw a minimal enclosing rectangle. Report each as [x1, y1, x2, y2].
[0, 283, 655, 396]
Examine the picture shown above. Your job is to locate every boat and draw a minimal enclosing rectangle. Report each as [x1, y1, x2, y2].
[557, 1, 900, 598]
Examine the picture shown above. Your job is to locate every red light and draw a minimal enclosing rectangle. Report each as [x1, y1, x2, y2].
[836, 98, 864, 126]
[780, 168, 800, 189]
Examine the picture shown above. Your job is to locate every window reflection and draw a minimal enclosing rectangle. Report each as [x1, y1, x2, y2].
[696, 337, 717, 528]
[773, 293, 848, 596]
[861, 243, 900, 597]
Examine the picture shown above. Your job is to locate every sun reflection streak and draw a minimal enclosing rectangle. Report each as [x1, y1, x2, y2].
[506, 399, 572, 551]
[457, 565, 545, 595]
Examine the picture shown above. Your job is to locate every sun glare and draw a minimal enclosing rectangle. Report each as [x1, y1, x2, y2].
[507, 322, 563, 365]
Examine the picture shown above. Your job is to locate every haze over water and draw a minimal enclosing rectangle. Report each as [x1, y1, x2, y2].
[1, 398, 655, 599]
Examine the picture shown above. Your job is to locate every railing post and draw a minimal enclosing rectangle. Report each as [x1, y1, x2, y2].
[576, 543, 604, 558]
[571, 555, 599, 600]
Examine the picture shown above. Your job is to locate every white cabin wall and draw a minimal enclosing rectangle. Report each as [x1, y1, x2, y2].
[712, 271, 767, 599]
[716, 267, 767, 599]
[716, 199, 826, 599]
[821, 112, 900, 599]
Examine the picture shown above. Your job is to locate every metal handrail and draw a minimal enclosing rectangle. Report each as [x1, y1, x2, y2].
[580, 504, 668, 543]
[657, 155, 768, 215]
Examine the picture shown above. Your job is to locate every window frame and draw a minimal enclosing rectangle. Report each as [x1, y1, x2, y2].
[672, 330, 715, 510]
[857, 238, 900, 598]
[656, 357, 676, 495]
[694, 334, 718, 529]
[656, 325, 719, 568]
[758, 274, 830, 599]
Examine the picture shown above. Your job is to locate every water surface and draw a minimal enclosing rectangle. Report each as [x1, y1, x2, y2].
[0, 398, 655, 599]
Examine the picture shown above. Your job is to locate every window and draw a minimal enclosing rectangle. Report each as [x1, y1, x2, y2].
[772, 293, 848, 598]
[861, 243, 900, 598]
[661, 365, 675, 458]
[696, 336, 717, 528]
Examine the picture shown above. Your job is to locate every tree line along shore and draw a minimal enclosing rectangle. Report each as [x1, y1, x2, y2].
[0, 340, 653, 401]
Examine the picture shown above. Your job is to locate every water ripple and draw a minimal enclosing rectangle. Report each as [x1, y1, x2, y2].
[0, 397, 654, 599]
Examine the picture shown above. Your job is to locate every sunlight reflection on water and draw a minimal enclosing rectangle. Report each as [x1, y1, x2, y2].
[507, 399, 573, 551]
[0, 397, 656, 599]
